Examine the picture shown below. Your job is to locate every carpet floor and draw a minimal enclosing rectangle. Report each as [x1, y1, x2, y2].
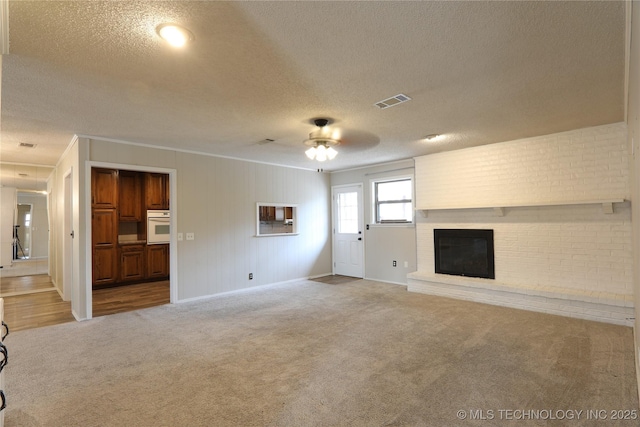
[5, 279, 638, 426]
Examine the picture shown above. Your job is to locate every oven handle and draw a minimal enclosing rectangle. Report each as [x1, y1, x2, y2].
[148, 218, 170, 223]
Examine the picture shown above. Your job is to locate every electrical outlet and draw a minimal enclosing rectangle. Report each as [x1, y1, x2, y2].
[186, 232, 195, 241]
[249, 273, 253, 280]
[393, 260, 397, 267]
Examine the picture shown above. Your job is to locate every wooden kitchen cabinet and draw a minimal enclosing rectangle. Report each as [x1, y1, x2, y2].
[92, 167, 171, 287]
[92, 208, 118, 287]
[259, 206, 276, 221]
[91, 168, 118, 208]
[145, 173, 169, 210]
[146, 244, 169, 279]
[119, 245, 145, 282]
[118, 171, 143, 221]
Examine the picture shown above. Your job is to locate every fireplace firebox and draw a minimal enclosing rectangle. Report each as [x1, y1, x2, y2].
[434, 229, 495, 279]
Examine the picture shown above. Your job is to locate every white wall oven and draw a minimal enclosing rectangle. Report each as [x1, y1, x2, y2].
[147, 210, 170, 244]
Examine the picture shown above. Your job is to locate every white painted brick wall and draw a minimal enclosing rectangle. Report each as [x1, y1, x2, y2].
[415, 123, 629, 208]
[416, 203, 633, 296]
[412, 124, 633, 322]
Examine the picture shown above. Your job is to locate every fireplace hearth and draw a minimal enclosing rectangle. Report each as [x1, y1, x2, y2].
[434, 229, 495, 279]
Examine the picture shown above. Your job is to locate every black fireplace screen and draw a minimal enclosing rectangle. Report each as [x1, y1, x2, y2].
[434, 229, 495, 279]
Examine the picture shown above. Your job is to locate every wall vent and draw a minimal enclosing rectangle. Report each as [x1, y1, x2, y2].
[374, 93, 412, 109]
[19, 142, 36, 148]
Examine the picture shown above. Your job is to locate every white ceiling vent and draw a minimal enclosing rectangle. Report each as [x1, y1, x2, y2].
[374, 94, 412, 109]
[19, 142, 36, 148]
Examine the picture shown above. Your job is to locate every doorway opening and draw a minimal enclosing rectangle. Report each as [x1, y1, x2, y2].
[89, 166, 172, 318]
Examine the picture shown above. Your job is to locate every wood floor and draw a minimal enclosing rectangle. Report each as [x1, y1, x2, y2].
[2, 274, 352, 332]
[0, 275, 170, 332]
[92, 280, 170, 317]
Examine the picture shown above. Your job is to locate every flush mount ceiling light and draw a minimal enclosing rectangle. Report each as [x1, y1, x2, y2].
[424, 134, 443, 141]
[156, 24, 194, 48]
[304, 118, 339, 162]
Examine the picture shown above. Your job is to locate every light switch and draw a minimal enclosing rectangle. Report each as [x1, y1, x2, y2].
[178, 233, 183, 241]
[186, 232, 195, 241]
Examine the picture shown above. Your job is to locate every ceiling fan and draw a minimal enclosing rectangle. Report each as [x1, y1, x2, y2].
[303, 118, 340, 162]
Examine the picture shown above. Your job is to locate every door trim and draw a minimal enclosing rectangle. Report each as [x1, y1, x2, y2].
[85, 160, 178, 320]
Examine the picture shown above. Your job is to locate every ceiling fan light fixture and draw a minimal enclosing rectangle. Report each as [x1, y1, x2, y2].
[157, 24, 194, 48]
[304, 118, 340, 162]
[305, 146, 317, 159]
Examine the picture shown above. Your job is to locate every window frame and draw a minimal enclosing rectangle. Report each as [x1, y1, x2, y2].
[370, 175, 414, 226]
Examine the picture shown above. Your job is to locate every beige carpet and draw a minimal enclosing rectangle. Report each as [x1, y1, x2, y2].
[5, 279, 638, 426]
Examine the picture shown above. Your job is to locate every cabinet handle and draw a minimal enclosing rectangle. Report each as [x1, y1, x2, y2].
[0, 342, 8, 373]
[0, 390, 6, 411]
[2, 321, 9, 341]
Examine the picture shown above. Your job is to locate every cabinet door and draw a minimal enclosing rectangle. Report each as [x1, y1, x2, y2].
[92, 209, 117, 245]
[93, 245, 118, 286]
[92, 209, 117, 286]
[119, 171, 143, 221]
[120, 247, 145, 282]
[147, 244, 169, 279]
[92, 168, 118, 208]
[145, 173, 169, 210]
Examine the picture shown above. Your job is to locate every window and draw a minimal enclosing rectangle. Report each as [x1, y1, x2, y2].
[373, 177, 413, 224]
[337, 191, 359, 234]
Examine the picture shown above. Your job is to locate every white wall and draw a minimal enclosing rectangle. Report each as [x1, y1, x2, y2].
[410, 123, 633, 325]
[416, 123, 629, 208]
[49, 137, 86, 318]
[81, 138, 332, 303]
[331, 159, 417, 285]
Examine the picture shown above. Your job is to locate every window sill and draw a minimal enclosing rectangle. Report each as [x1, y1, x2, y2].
[369, 223, 415, 228]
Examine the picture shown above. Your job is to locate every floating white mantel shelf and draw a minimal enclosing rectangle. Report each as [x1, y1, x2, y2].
[416, 199, 628, 217]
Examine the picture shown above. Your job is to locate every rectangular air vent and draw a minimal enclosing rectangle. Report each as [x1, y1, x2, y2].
[374, 93, 412, 109]
[19, 142, 36, 148]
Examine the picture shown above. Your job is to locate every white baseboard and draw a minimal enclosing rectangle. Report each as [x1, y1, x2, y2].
[71, 309, 86, 322]
[407, 272, 634, 326]
[364, 277, 407, 287]
[175, 275, 330, 304]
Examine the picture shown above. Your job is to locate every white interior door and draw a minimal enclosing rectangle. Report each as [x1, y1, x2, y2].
[332, 184, 363, 278]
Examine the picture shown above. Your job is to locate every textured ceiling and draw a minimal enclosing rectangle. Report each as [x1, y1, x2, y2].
[0, 0, 626, 180]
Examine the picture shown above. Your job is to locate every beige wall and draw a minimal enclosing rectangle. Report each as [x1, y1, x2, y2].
[53, 138, 332, 314]
[331, 159, 417, 284]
